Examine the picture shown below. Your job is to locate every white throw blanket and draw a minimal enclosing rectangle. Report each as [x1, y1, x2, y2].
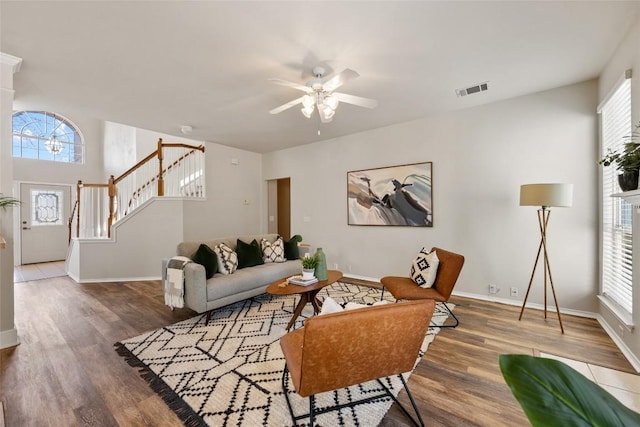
[164, 256, 192, 309]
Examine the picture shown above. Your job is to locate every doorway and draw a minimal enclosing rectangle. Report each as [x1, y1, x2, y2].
[19, 183, 71, 264]
[277, 178, 291, 240]
[267, 178, 291, 240]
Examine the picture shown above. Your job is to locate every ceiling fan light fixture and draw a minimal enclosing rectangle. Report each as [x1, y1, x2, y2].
[302, 94, 315, 108]
[301, 105, 314, 118]
[323, 95, 339, 110]
[321, 105, 335, 120]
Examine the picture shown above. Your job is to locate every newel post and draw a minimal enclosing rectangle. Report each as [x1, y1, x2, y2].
[157, 138, 164, 196]
[76, 180, 82, 238]
[108, 175, 116, 238]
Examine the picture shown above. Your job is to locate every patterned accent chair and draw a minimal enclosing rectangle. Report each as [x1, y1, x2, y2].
[381, 247, 465, 328]
[280, 299, 435, 427]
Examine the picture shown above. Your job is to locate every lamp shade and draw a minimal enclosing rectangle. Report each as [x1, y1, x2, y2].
[520, 183, 573, 208]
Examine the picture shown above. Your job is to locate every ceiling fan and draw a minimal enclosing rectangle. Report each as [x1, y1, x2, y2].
[269, 66, 378, 123]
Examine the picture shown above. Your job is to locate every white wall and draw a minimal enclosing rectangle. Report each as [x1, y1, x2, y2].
[68, 197, 184, 282]
[182, 142, 263, 240]
[264, 79, 598, 313]
[133, 128, 264, 240]
[103, 121, 136, 177]
[598, 16, 640, 368]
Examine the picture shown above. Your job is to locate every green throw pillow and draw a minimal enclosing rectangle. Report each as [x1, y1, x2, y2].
[236, 239, 264, 269]
[283, 234, 302, 260]
[191, 243, 217, 279]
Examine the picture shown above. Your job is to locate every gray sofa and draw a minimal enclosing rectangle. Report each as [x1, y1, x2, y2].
[163, 233, 302, 316]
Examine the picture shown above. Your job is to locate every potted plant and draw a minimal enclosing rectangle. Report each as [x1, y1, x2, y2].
[300, 255, 318, 280]
[600, 122, 640, 191]
[0, 196, 20, 210]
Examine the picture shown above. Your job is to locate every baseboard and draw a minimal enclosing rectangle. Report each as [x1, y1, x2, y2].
[452, 290, 598, 319]
[0, 328, 19, 350]
[343, 273, 380, 283]
[70, 276, 161, 284]
[596, 315, 640, 372]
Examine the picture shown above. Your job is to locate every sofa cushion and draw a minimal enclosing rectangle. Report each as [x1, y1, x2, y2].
[214, 242, 238, 275]
[261, 237, 286, 263]
[284, 235, 302, 260]
[190, 243, 217, 279]
[410, 248, 439, 288]
[206, 261, 302, 301]
[236, 239, 264, 269]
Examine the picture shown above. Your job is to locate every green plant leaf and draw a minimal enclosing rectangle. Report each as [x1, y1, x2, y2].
[499, 354, 640, 427]
[0, 196, 20, 210]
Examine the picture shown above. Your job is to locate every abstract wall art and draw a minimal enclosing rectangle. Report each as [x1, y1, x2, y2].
[347, 162, 432, 227]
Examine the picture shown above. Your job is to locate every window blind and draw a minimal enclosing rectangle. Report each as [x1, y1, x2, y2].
[600, 73, 632, 314]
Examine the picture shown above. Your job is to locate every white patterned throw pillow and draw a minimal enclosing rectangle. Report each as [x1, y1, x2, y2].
[214, 242, 238, 275]
[261, 237, 286, 263]
[410, 248, 439, 288]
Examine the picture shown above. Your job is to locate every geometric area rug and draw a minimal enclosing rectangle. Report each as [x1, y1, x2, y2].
[115, 282, 452, 426]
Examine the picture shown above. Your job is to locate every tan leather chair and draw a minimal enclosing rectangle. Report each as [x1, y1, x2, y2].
[280, 299, 435, 427]
[381, 247, 465, 328]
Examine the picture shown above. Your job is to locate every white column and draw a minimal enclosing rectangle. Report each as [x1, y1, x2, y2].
[0, 52, 22, 349]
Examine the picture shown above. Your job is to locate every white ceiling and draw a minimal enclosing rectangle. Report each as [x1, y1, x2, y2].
[1, 1, 638, 153]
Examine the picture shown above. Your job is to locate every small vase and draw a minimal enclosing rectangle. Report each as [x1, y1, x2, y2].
[618, 171, 639, 192]
[314, 248, 328, 281]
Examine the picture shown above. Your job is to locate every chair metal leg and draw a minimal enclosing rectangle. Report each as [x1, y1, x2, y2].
[281, 364, 298, 426]
[283, 364, 424, 426]
[309, 395, 316, 427]
[376, 375, 425, 427]
[430, 301, 459, 329]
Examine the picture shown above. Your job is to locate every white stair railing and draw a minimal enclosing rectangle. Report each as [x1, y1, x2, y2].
[73, 139, 205, 239]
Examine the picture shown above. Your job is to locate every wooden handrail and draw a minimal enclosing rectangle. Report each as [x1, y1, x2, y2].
[74, 139, 205, 239]
[111, 141, 204, 185]
[68, 199, 79, 244]
[123, 146, 203, 215]
[113, 151, 158, 185]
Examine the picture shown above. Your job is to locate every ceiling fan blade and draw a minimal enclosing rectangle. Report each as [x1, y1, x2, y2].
[322, 69, 359, 92]
[333, 92, 378, 109]
[269, 96, 305, 114]
[268, 78, 312, 93]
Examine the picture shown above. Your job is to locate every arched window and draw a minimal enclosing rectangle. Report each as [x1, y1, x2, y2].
[12, 111, 84, 163]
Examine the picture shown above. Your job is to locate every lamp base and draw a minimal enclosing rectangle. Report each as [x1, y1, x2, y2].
[519, 207, 564, 334]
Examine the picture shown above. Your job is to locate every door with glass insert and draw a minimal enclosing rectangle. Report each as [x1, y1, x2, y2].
[20, 183, 71, 264]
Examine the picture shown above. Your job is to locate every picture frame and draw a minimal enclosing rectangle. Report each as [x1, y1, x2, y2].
[347, 161, 432, 227]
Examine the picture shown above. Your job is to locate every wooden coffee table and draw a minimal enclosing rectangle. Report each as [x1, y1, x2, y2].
[266, 270, 343, 330]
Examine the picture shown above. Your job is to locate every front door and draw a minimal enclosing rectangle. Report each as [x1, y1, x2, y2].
[20, 183, 71, 264]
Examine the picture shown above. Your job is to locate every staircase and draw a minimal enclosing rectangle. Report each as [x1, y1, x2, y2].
[71, 138, 205, 239]
[66, 139, 205, 283]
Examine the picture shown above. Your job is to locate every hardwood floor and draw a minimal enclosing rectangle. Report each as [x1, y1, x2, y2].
[0, 276, 634, 426]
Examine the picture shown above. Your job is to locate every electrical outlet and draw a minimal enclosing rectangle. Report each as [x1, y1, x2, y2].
[510, 287, 519, 297]
[333, 263, 338, 270]
[489, 284, 498, 294]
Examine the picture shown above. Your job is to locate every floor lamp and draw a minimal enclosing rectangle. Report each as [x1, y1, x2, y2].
[519, 183, 573, 334]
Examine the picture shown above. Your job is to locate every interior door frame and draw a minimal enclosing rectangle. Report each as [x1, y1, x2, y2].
[14, 180, 74, 266]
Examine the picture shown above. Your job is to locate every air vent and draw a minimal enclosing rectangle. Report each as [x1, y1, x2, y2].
[455, 82, 489, 97]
